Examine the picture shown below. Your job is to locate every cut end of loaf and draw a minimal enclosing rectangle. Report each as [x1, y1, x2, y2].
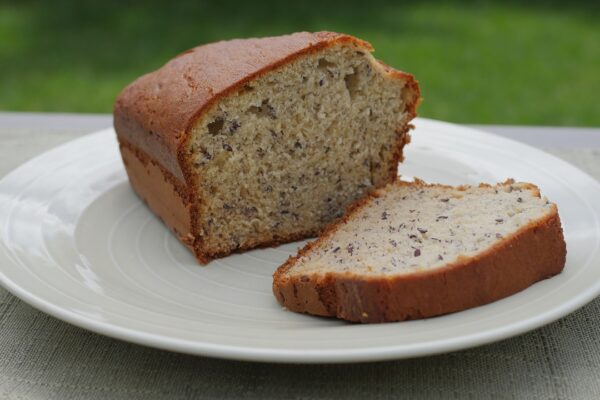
[186, 40, 418, 261]
[273, 179, 567, 323]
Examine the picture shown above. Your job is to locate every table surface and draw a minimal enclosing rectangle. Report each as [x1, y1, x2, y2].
[1, 112, 599, 400]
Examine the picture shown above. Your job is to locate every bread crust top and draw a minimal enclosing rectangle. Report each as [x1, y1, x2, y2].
[113, 31, 417, 182]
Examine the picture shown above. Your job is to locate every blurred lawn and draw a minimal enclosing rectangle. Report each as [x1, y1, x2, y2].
[0, 0, 598, 126]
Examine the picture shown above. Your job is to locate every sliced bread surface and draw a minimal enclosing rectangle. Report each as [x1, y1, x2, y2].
[272, 179, 566, 323]
[114, 32, 420, 263]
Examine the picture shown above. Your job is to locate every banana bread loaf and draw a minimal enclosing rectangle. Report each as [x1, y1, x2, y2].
[273, 179, 566, 323]
[114, 32, 420, 263]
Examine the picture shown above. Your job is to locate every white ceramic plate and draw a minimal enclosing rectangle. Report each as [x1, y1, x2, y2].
[1, 118, 599, 363]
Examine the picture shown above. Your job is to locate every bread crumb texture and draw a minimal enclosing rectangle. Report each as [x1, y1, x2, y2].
[282, 181, 555, 277]
[187, 44, 413, 255]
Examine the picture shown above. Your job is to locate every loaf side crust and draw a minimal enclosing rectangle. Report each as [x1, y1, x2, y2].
[272, 180, 567, 322]
[119, 139, 196, 250]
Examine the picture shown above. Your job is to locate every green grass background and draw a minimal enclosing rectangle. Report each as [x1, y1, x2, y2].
[1, 0, 598, 126]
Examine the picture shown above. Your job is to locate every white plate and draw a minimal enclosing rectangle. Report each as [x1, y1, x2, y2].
[1, 118, 599, 363]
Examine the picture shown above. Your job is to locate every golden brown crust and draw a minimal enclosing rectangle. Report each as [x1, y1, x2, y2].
[114, 31, 420, 264]
[273, 181, 567, 323]
[380, 60, 420, 182]
[118, 139, 195, 250]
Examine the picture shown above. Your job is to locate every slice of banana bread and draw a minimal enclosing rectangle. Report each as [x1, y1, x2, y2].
[114, 32, 420, 263]
[273, 179, 567, 323]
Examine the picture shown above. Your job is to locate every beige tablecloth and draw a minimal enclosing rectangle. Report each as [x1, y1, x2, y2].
[1, 114, 599, 399]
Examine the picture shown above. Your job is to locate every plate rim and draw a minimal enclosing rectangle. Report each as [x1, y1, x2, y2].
[1, 117, 600, 363]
